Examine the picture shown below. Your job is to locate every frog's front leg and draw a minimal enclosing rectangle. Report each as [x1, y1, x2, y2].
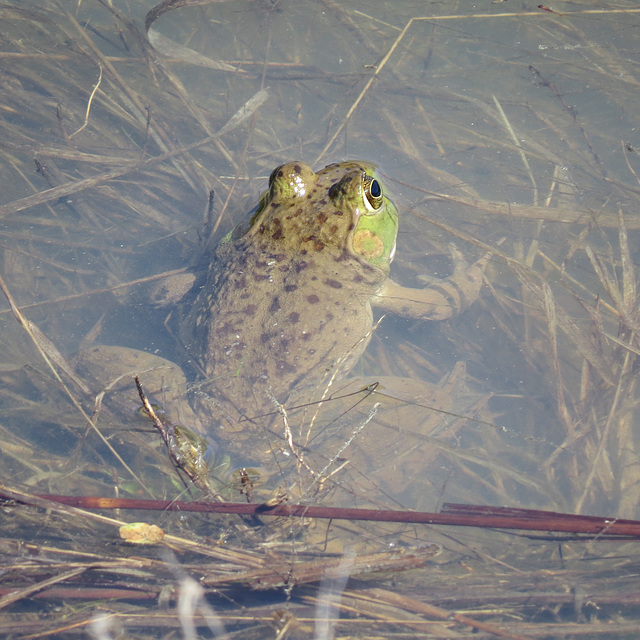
[372, 244, 490, 320]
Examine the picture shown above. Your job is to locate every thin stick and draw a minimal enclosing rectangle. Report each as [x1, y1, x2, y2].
[493, 95, 538, 206]
[315, 7, 640, 160]
[0, 273, 150, 496]
[69, 64, 103, 139]
[17, 491, 640, 537]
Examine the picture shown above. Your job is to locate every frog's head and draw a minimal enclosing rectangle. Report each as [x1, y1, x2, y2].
[247, 161, 398, 272]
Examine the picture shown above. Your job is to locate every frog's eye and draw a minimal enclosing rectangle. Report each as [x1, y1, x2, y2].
[363, 175, 384, 212]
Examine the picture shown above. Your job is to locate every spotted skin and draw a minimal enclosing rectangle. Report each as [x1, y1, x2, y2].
[177, 161, 487, 462]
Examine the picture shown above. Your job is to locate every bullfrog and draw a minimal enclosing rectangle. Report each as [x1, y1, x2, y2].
[75, 161, 488, 499]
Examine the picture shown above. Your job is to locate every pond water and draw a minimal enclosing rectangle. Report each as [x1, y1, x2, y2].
[1, 0, 640, 637]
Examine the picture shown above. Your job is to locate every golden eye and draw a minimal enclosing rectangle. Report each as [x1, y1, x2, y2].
[363, 175, 384, 211]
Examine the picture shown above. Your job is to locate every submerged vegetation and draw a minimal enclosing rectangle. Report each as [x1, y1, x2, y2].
[2, 0, 640, 637]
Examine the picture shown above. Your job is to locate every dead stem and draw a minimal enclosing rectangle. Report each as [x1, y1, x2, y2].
[0, 272, 150, 494]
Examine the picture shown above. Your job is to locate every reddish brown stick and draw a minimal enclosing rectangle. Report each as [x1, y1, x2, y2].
[5, 491, 640, 537]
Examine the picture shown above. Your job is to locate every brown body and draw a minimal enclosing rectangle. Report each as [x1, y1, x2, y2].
[176, 161, 485, 464]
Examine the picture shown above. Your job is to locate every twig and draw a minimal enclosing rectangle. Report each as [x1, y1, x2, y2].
[14, 492, 640, 537]
[135, 376, 221, 498]
[493, 95, 538, 206]
[69, 64, 103, 139]
[0, 273, 149, 495]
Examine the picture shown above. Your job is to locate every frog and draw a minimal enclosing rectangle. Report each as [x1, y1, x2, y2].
[74, 161, 489, 501]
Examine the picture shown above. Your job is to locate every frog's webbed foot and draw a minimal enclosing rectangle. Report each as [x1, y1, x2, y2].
[373, 243, 491, 321]
[419, 242, 490, 310]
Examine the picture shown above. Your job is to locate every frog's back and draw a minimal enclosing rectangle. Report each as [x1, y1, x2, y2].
[180, 230, 383, 408]
[177, 161, 397, 451]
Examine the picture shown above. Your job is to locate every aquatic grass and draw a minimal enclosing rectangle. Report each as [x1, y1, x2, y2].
[1, 0, 640, 636]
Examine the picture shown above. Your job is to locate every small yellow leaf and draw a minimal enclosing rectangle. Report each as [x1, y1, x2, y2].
[119, 522, 165, 544]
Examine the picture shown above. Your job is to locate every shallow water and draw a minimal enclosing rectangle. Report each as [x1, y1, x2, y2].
[1, 0, 640, 637]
